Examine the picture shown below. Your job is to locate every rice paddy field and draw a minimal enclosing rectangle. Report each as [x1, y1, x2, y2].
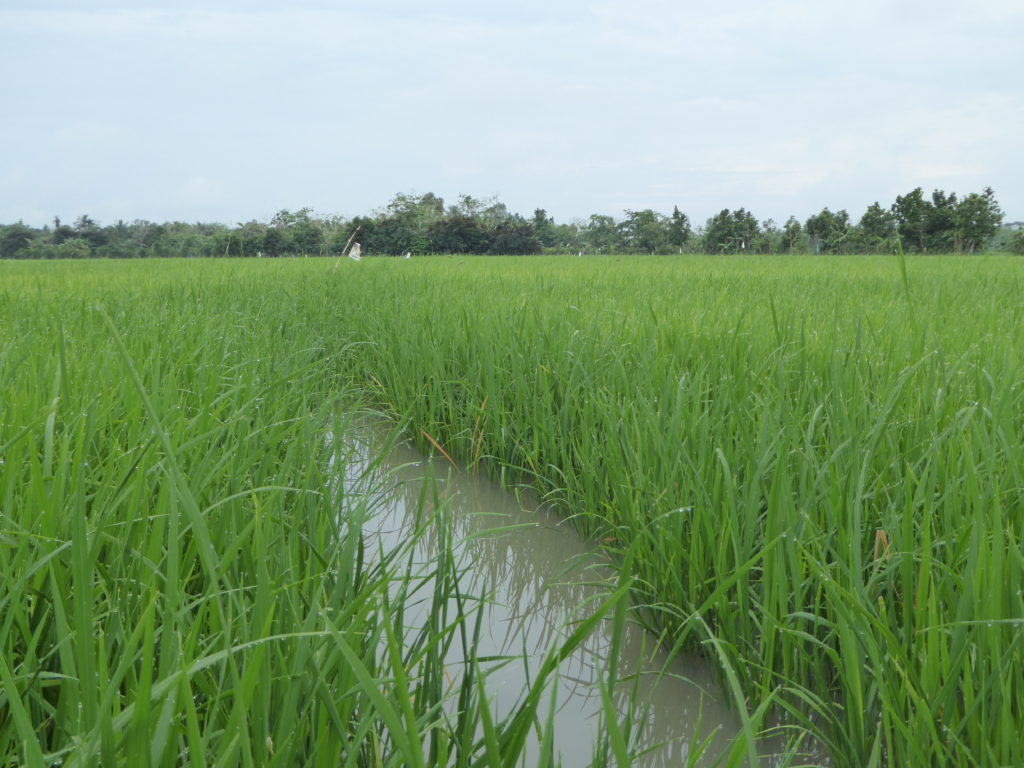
[2, 254, 1023, 767]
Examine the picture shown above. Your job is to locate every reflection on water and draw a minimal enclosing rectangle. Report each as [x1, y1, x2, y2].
[340, 425, 798, 767]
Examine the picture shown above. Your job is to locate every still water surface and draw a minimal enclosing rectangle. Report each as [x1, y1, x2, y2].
[343, 426, 800, 766]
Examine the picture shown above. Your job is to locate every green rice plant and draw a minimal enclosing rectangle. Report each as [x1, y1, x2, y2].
[0, 261, 630, 767]
[4, 252, 1022, 766]
[310, 252, 1024, 767]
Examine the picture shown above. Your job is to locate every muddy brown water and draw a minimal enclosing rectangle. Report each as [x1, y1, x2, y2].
[341, 426, 806, 767]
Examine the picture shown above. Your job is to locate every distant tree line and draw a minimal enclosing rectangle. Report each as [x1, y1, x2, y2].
[1, 187, 1018, 260]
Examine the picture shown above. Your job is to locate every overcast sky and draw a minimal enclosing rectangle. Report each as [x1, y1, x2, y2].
[1, 0, 1021, 227]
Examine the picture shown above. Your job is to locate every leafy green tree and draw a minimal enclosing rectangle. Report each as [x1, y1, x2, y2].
[448, 194, 484, 218]
[139, 222, 167, 250]
[892, 188, 930, 251]
[1, 188, 1009, 260]
[332, 217, 373, 254]
[551, 220, 585, 253]
[734, 209, 760, 252]
[532, 209, 557, 248]
[48, 237, 92, 258]
[667, 206, 692, 252]
[0, 223, 35, 258]
[1011, 230, 1024, 255]
[50, 216, 75, 245]
[618, 209, 669, 253]
[262, 227, 286, 257]
[702, 210, 732, 254]
[952, 187, 1003, 252]
[72, 214, 107, 249]
[289, 220, 324, 255]
[384, 192, 445, 228]
[781, 216, 803, 252]
[73, 214, 96, 231]
[582, 214, 622, 253]
[427, 214, 489, 253]
[363, 193, 449, 254]
[270, 208, 313, 229]
[758, 219, 780, 254]
[489, 221, 542, 254]
[98, 220, 133, 258]
[856, 202, 896, 251]
[233, 221, 265, 257]
[211, 229, 240, 257]
[925, 190, 958, 251]
[264, 208, 327, 254]
[702, 209, 760, 254]
[805, 208, 850, 253]
[478, 200, 511, 228]
[363, 216, 419, 255]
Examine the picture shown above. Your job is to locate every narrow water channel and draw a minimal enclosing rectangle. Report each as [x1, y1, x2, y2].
[342, 424, 799, 767]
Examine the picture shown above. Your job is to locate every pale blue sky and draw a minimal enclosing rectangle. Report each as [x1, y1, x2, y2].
[1, 0, 1021, 226]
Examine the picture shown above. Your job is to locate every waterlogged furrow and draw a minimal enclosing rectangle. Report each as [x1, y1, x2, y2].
[340, 423, 792, 767]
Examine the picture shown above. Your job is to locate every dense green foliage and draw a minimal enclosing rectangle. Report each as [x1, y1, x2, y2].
[0, 261, 635, 767]
[0, 187, 1009, 260]
[1010, 229, 1024, 255]
[3, 254, 1023, 767]
[337, 252, 1024, 767]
